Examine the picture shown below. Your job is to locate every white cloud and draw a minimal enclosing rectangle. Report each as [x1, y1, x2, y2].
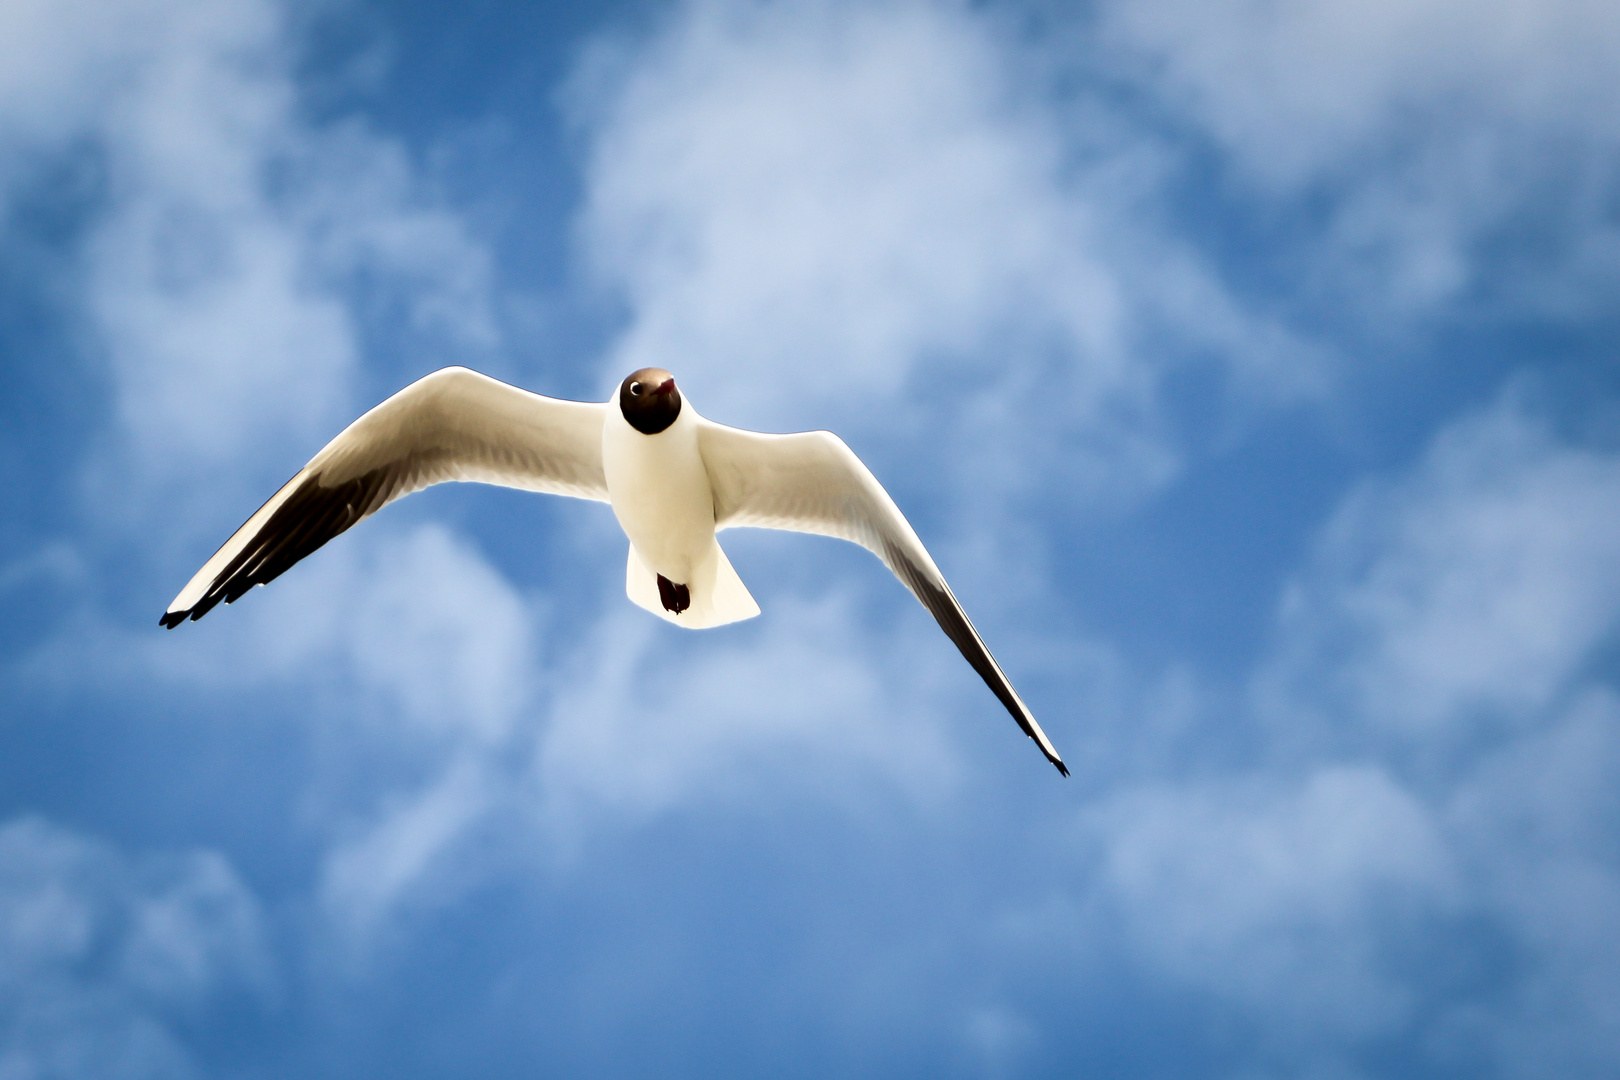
[319, 754, 501, 947]
[0, 816, 267, 1080]
[0, 0, 521, 944]
[1265, 389, 1620, 740]
[0, 0, 351, 483]
[1102, 388, 1620, 1067]
[135, 523, 542, 931]
[342, 524, 536, 742]
[1044, 382, 1620, 1072]
[536, 591, 960, 825]
[1100, 0, 1620, 313]
[1103, 0, 1620, 184]
[574, 0, 1126, 415]
[0, 0, 497, 545]
[0, 0, 157, 157]
[1444, 688, 1620, 1078]
[571, 0, 1323, 517]
[1091, 765, 1457, 1040]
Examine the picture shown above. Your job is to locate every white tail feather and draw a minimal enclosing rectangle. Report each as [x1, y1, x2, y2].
[626, 542, 759, 629]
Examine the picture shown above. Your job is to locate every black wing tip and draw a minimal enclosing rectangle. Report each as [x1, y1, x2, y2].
[1053, 758, 1070, 778]
[162, 591, 229, 628]
[161, 594, 230, 626]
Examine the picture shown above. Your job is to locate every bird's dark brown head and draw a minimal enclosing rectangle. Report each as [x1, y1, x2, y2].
[619, 368, 682, 435]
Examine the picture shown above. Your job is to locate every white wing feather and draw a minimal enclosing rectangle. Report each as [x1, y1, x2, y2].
[163, 366, 607, 625]
[696, 419, 1067, 775]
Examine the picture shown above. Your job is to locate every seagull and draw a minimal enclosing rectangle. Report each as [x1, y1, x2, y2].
[161, 366, 1068, 775]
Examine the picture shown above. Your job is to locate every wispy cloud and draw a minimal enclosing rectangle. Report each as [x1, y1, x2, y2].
[1101, 0, 1620, 314]
[1077, 386, 1620, 1069]
[0, 0, 527, 942]
[1, 0, 1617, 1073]
[0, 816, 267, 1079]
[0, 0, 497, 538]
[1091, 765, 1458, 1040]
[1264, 385, 1620, 744]
[570, 0, 1325, 509]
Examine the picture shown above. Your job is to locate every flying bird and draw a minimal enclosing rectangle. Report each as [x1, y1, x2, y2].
[161, 367, 1068, 775]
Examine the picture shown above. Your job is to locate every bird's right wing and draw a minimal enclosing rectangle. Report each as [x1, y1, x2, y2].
[698, 419, 1067, 776]
[163, 366, 607, 627]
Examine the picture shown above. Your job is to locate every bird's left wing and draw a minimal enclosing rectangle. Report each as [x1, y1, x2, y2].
[163, 366, 608, 627]
[697, 418, 1067, 776]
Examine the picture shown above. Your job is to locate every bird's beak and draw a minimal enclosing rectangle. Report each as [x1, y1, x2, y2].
[656, 378, 676, 395]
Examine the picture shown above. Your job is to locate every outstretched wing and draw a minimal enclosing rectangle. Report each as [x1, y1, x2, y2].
[163, 366, 607, 627]
[697, 419, 1067, 776]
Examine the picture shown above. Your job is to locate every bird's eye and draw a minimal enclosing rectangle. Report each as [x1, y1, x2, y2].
[630, 382, 642, 396]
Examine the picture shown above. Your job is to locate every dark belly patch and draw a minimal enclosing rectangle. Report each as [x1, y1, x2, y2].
[657, 574, 690, 614]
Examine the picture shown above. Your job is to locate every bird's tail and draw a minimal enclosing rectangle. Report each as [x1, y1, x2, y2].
[626, 541, 760, 629]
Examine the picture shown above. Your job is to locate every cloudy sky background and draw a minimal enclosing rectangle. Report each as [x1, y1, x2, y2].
[1, 0, 1617, 1075]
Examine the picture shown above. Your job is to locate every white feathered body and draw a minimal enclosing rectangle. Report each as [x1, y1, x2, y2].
[601, 400, 759, 628]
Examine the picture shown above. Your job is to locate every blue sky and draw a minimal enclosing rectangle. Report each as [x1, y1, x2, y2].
[1, 0, 1618, 1076]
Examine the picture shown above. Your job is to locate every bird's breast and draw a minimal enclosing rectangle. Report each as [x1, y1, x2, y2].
[601, 411, 715, 580]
